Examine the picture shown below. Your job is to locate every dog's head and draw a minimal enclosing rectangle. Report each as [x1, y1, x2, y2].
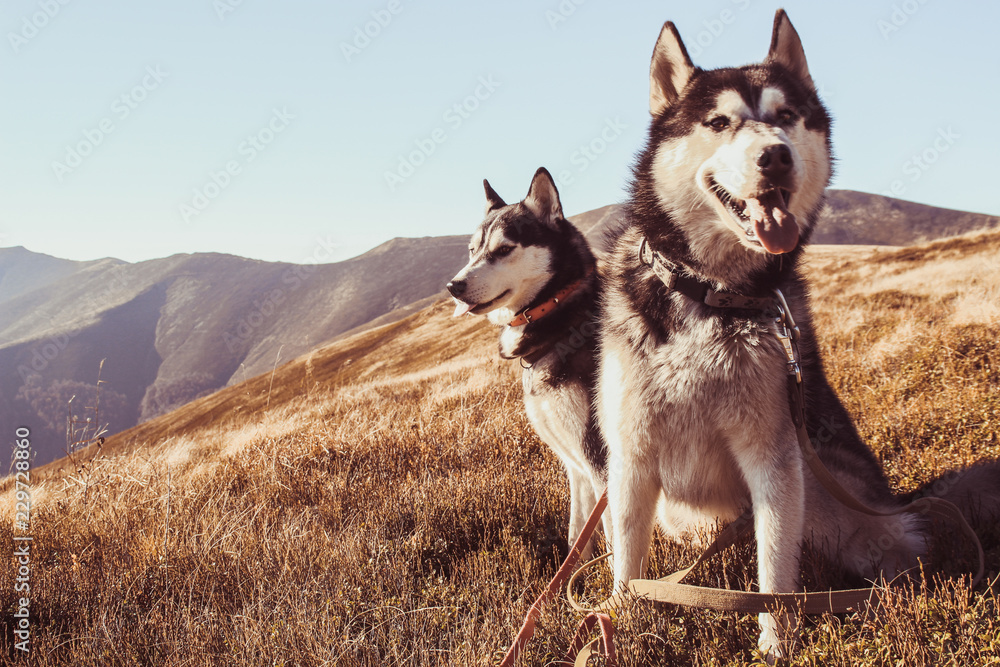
[641, 10, 831, 262]
[447, 168, 565, 326]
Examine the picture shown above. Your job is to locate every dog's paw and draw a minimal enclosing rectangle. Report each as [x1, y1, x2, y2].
[757, 612, 797, 664]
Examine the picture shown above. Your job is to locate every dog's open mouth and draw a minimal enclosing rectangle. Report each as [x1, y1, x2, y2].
[709, 179, 800, 254]
[452, 289, 510, 317]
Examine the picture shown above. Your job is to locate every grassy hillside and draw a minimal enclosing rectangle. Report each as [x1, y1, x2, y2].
[2, 229, 1000, 665]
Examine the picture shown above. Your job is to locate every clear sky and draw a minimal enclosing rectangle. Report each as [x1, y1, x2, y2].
[2, 0, 998, 265]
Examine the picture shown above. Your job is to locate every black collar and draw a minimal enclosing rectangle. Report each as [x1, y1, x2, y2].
[638, 237, 776, 312]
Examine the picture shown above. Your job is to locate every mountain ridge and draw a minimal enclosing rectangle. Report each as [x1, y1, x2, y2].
[4, 189, 997, 466]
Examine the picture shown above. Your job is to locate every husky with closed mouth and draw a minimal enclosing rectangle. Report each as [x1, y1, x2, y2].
[447, 167, 609, 558]
[597, 10, 1000, 660]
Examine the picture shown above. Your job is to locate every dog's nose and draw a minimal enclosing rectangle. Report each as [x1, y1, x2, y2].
[757, 144, 793, 178]
[447, 280, 467, 297]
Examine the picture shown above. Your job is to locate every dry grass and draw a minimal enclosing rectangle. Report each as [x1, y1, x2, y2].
[3, 230, 1000, 665]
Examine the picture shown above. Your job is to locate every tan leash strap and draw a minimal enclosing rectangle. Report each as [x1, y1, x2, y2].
[566, 388, 984, 619]
[567, 508, 755, 613]
[498, 491, 608, 666]
[780, 288, 984, 587]
[568, 508, 876, 616]
[627, 579, 877, 615]
[567, 425, 984, 620]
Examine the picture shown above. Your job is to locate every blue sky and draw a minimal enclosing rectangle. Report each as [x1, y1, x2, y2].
[2, 0, 998, 264]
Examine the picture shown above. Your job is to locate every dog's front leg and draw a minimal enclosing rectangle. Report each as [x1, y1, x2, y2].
[734, 440, 805, 663]
[567, 466, 599, 560]
[597, 345, 657, 591]
[606, 441, 660, 591]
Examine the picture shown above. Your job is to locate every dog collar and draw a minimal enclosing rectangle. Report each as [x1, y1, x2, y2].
[638, 237, 775, 311]
[508, 272, 592, 327]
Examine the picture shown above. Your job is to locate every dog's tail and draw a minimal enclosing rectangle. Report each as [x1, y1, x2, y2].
[910, 461, 1000, 530]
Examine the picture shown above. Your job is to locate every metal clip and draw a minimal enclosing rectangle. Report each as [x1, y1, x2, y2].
[639, 237, 678, 292]
[772, 288, 801, 383]
[772, 288, 800, 341]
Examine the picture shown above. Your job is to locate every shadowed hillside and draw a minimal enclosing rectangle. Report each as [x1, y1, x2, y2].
[4, 227, 998, 666]
[0, 237, 467, 465]
[813, 190, 1000, 245]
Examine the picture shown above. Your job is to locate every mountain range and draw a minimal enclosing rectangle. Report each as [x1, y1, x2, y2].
[2, 189, 996, 466]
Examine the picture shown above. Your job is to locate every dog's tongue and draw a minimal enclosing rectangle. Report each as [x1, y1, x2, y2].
[745, 190, 799, 254]
[452, 300, 475, 317]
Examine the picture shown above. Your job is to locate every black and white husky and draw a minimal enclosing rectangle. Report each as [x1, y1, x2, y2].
[597, 10, 1000, 659]
[447, 167, 609, 558]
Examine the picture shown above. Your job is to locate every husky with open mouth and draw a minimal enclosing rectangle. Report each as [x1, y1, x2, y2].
[596, 10, 1000, 660]
[448, 167, 609, 559]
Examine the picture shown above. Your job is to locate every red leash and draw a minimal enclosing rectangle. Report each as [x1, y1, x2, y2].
[563, 612, 617, 666]
[498, 490, 614, 666]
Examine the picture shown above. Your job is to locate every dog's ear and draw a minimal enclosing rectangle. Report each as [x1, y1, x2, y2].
[649, 21, 695, 116]
[484, 179, 507, 213]
[522, 167, 563, 226]
[766, 9, 814, 91]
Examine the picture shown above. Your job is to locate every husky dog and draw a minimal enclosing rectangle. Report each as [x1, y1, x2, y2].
[597, 10, 998, 659]
[447, 167, 609, 558]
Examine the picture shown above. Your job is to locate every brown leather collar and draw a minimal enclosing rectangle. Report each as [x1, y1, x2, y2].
[508, 272, 592, 327]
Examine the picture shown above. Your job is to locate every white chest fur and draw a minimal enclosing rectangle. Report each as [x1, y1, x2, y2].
[498, 323, 524, 358]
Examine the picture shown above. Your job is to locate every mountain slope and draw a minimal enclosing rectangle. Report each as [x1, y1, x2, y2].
[3, 189, 996, 466]
[39, 226, 1000, 479]
[0, 237, 468, 465]
[568, 189, 1000, 250]
[814, 190, 999, 245]
[0, 245, 117, 306]
[7, 227, 999, 667]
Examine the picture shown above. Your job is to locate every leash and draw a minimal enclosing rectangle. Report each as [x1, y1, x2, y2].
[497, 492, 613, 667]
[498, 239, 985, 664]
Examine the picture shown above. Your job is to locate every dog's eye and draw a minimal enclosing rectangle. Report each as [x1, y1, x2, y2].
[776, 108, 798, 125]
[707, 116, 730, 131]
[493, 245, 515, 258]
